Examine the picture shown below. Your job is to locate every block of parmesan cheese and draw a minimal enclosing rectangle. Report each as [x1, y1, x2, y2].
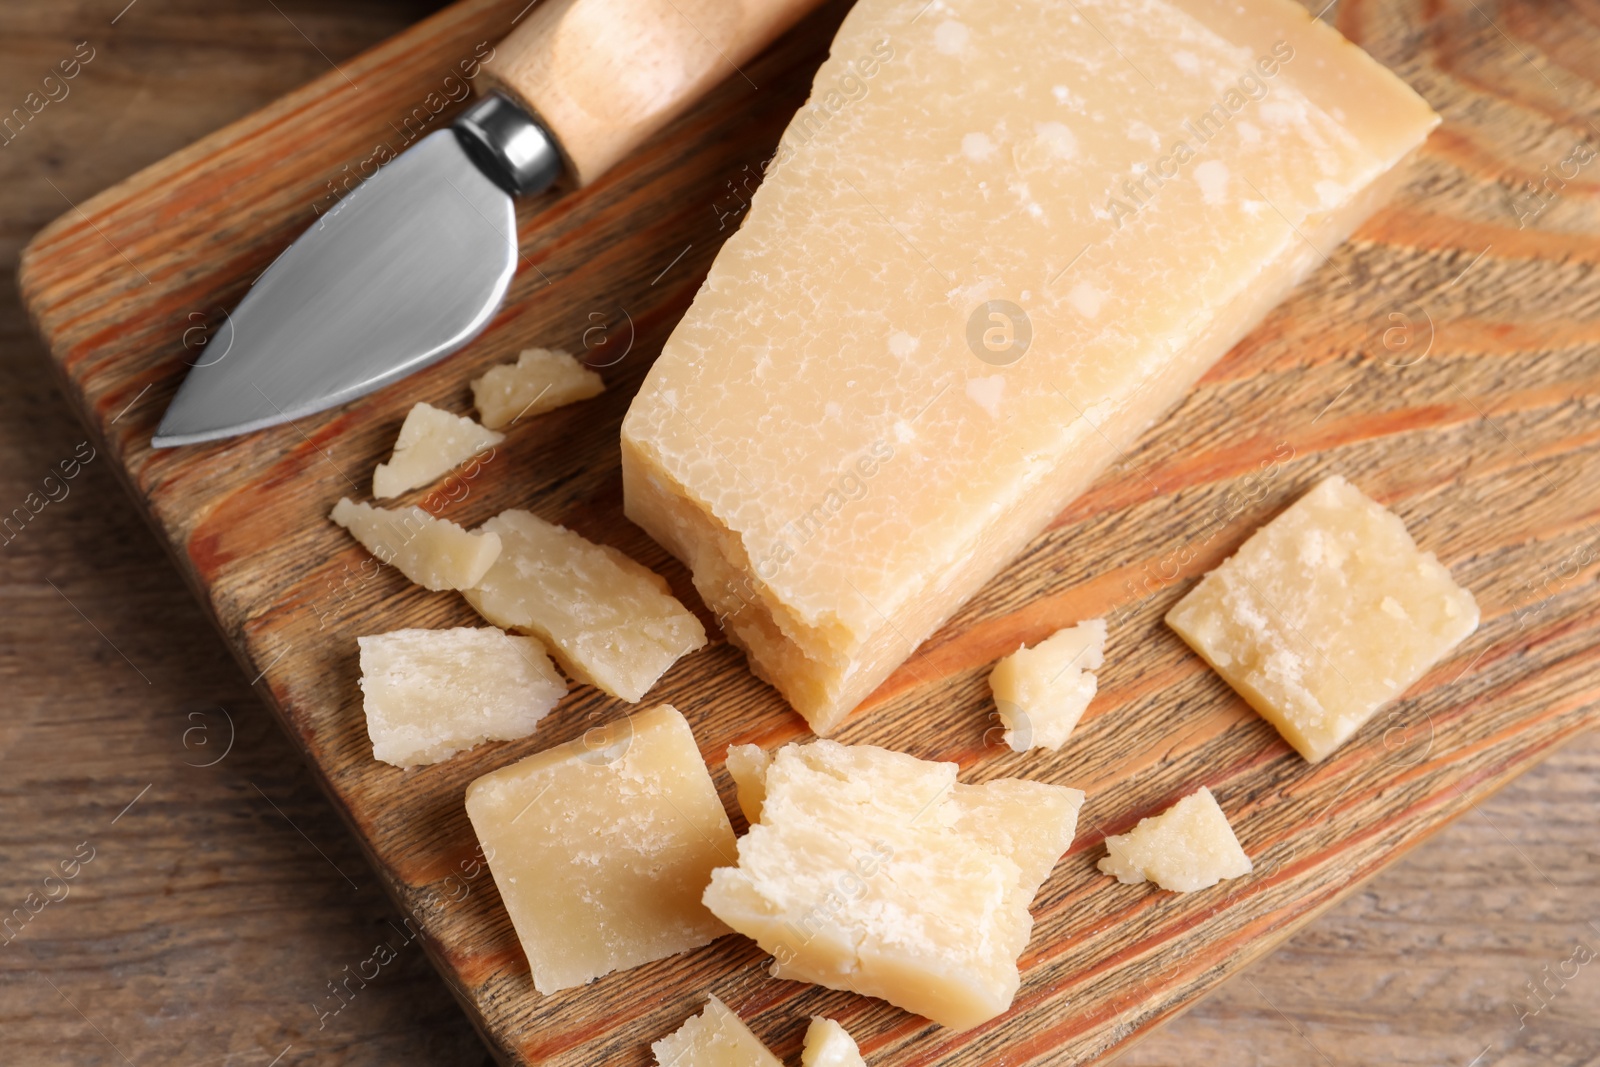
[1098, 786, 1251, 892]
[357, 626, 566, 767]
[372, 402, 502, 499]
[1166, 476, 1479, 761]
[472, 347, 605, 431]
[465, 704, 735, 995]
[724, 743, 771, 824]
[651, 995, 782, 1067]
[462, 510, 707, 702]
[802, 1017, 866, 1067]
[703, 740, 1084, 1030]
[621, 0, 1440, 734]
[330, 497, 500, 591]
[989, 619, 1106, 751]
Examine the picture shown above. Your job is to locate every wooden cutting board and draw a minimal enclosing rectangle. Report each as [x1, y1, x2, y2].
[17, 0, 1600, 1063]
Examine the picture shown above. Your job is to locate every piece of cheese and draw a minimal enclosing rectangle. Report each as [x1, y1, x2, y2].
[724, 743, 771, 824]
[802, 1017, 866, 1067]
[620, 0, 1440, 735]
[462, 510, 707, 702]
[357, 626, 566, 767]
[703, 740, 1084, 1030]
[472, 347, 605, 431]
[989, 619, 1106, 751]
[372, 402, 503, 499]
[1166, 475, 1479, 762]
[330, 497, 500, 591]
[1098, 786, 1252, 892]
[465, 704, 736, 995]
[650, 994, 782, 1067]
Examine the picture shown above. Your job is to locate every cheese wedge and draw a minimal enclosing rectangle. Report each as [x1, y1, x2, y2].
[620, 0, 1440, 734]
[1167, 476, 1479, 761]
[703, 740, 1084, 1030]
[802, 1017, 867, 1067]
[330, 497, 500, 591]
[650, 995, 782, 1067]
[1098, 786, 1252, 892]
[472, 347, 604, 431]
[989, 619, 1106, 751]
[372, 402, 502, 499]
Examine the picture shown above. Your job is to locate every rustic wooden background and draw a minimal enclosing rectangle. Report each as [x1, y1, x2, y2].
[3, 1, 1598, 1065]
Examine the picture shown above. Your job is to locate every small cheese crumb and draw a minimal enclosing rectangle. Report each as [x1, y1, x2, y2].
[466, 705, 736, 995]
[471, 347, 604, 431]
[802, 1017, 866, 1067]
[357, 627, 565, 767]
[988, 618, 1106, 751]
[651, 994, 782, 1067]
[330, 497, 500, 591]
[462, 510, 706, 702]
[372, 402, 503, 499]
[1098, 786, 1252, 892]
[724, 744, 771, 825]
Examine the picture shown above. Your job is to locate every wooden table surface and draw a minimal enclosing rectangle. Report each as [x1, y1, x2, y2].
[1, 2, 1594, 1065]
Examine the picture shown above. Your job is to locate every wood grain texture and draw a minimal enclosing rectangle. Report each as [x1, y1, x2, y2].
[12, 0, 1600, 1065]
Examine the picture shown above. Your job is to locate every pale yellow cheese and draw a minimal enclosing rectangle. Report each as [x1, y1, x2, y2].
[802, 1017, 866, 1067]
[1098, 786, 1252, 892]
[472, 347, 605, 431]
[724, 743, 770, 824]
[703, 740, 1084, 1030]
[330, 497, 500, 591]
[989, 619, 1105, 751]
[650, 994, 782, 1067]
[621, 0, 1440, 735]
[372, 402, 503, 499]
[462, 510, 707, 702]
[465, 704, 735, 995]
[1166, 476, 1479, 762]
[357, 626, 565, 767]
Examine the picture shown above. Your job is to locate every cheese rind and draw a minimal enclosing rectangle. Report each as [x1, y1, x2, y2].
[1166, 476, 1479, 762]
[650, 994, 782, 1067]
[703, 740, 1084, 1030]
[1098, 786, 1252, 892]
[372, 402, 503, 499]
[330, 497, 500, 591]
[724, 743, 771, 825]
[471, 347, 605, 431]
[462, 510, 707, 702]
[357, 626, 565, 767]
[989, 619, 1106, 751]
[801, 1017, 867, 1067]
[465, 704, 736, 995]
[621, 0, 1440, 734]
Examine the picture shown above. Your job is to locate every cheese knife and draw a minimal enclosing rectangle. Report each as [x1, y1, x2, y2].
[152, 0, 820, 448]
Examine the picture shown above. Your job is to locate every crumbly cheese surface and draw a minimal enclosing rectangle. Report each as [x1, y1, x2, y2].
[989, 618, 1106, 751]
[462, 509, 706, 702]
[621, 0, 1441, 734]
[1098, 786, 1252, 892]
[650, 994, 782, 1067]
[1166, 476, 1479, 761]
[703, 740, 1084, 1030]
[472, 347, 605, 431]
[465, 705, 735, 995]
[801, 1017, 867, 1067]
[330, 497, 500, 591]
[357, 626, 565, 767]
[372, 402, 503, 499]
[724, 743, 771, 825]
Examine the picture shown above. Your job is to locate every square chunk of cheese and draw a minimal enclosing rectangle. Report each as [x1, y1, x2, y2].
[465, 704, 736, 995]
[989, 619, 1106, 751]
[1166, 476, 1479, 762]
[651, 995, 782, 1067]
[472, 347, 605, 431]
[462, 510, 707, 702]
[372, 402, 503, 499]
[357, 626, 566, 767]
[802, 1017, 866, 1067]
[703, 740, 1084, 1030]
[331, 497, 500, 591]
[620, 0, 1440, 735]
[1098, 786, 1252, 892]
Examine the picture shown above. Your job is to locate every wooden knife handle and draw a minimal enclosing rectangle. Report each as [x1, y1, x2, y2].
[479, 0, 823, 187]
